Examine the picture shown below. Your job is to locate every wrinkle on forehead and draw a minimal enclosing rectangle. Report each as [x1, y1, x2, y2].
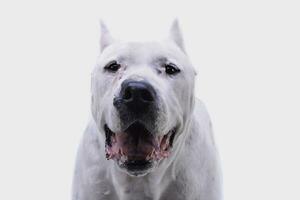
[100, 41, 183, 62]
[117, 43, 168, 65]
[96, 40, 196, 76]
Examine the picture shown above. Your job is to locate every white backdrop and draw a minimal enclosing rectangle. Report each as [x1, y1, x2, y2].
[0, 0, 299, 199]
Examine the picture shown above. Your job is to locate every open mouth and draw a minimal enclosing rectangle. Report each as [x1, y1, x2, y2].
[104, 122, 176, 172]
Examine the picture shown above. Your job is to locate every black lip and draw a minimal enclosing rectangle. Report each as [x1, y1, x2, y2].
[104, 124, 113, 147]
[169, 128, 177, 147]
[123, 159, 153, 171]
[125, 121, 151, 135]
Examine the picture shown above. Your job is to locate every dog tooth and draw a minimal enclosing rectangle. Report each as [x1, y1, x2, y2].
[120, 155, 126, 162]
[150, 149, 155, 157]
[162, 151, 170, 158]
[119, 148, 124, 156]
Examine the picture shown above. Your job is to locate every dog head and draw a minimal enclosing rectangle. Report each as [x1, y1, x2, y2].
[91, 20, 196, 176]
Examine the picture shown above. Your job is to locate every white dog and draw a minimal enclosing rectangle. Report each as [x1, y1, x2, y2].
[72, 20, 222, 200]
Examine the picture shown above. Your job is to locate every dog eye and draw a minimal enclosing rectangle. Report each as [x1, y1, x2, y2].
[164, 63, 180, 75]
[104, 60, 121, 72]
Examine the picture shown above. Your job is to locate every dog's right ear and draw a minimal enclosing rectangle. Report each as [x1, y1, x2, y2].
[100, 21, 114, 52]
[169, 19, 185, 53]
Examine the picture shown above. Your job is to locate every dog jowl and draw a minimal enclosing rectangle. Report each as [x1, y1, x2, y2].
[73, 20, 222, 200]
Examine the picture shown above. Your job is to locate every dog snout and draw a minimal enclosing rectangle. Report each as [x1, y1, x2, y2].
[114, 80, 156, 113]
[121, 80, 155, 103]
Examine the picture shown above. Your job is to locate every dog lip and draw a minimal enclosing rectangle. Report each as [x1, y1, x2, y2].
[104, 123, 177, 162]
[124, 121, 151, 135]
[122, 159, 153, 172]
[104, 124, 114, 147]
[122, 119, 154, 134]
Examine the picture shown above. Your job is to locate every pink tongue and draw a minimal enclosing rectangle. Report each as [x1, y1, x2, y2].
[106, 133, 170, 160]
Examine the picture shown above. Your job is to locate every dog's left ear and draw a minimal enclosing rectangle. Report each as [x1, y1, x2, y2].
[169, 19, 185, 52]
[100, 20, 114, 52]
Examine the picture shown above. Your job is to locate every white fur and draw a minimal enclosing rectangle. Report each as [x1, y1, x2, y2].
[72, 21, 222, 200]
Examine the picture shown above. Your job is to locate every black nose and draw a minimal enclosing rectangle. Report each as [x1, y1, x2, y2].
[114, 80, 156, 113]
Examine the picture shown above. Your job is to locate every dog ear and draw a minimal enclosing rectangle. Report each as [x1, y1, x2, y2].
[169, 19, 185, 52]
[100, 20, 114, 52]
